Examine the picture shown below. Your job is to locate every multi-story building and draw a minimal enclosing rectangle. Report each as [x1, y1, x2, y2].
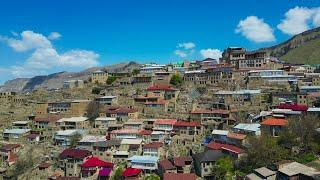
[92, 140, 121, 162]
[146, 85, 179, 101]
[54, 129, 86, 146]
[36, 100, 92, 118]
[221, 47, 269, 70]
[153, 71, 173, 86]
[95, 96, 118, 106]
[193, 150, 225, 178]
[58, 148, 91, 177]
[248, 70, 297, 86]
[214, 89, 262, 107]
[142, 142, 164, 158]
[190, 108, 230, 128]
[128, 155, 159, 173]
[153, 119, 177, 133]
[101, 106, 139, 121]
[56, 117, 90, 130]
[94, 117, 117, 129]
[183, 65, 234, 85]
[3, 129, 31, 141]
[91, 70, 108, 84]
[140, 64, 166, 74]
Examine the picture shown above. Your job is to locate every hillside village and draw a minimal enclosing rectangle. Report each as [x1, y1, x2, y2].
[1, 46, 320, 180]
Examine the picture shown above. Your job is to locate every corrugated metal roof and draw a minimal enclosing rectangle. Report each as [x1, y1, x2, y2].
[233, 123, 261, 132]
[4, 129, 30, 134]
[128, 155, 158, 163]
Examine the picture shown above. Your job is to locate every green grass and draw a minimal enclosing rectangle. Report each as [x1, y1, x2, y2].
[281, 39, 320, 65]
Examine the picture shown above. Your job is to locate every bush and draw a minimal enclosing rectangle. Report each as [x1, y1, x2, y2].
[106, 76, 117, 85]
[92, 86, 103, 94]
[294, 152, 317, 164]
[170, 73, 183, 86]
[132, 69, 140, 76]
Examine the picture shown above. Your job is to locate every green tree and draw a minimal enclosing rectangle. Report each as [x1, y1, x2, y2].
[211, 157, 234, 180]
[12, 147, 35, 178]
[132, 69, 140, 76]
[277, 115, 320, 164]
[238, 135, 289, 173]
[142, 174, 160, 180]
[111, 165, 124, 180]
[170, 73, 183, 86]
[135, 87, 142, 95]
[286, 114, 319, 151]
[106, 76, 117, 85]
[92, 86, 103, 95]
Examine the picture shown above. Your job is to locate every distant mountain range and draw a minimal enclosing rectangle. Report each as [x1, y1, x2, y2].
[2, 27, 320, 93]
[262, 27, 320, 64]
[0, 61, 140, 92]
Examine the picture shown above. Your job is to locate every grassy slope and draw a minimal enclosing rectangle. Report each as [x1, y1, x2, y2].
[280, 38, 320, 65]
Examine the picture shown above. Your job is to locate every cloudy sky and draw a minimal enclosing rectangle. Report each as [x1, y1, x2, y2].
[0, 0, 319, 84]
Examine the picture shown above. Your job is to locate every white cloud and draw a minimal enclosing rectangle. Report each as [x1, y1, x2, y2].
[7, 30, 52, 52]
[236, 16, 275, 43]
[1, 30, 99, 78]
[277, 7, 314, 35]
[48, 32, 62, 40]
[174, 42, 196, 58]
[177, 42, 196, 49]
[200, 49, 222, 60]
[175, 50, 187, 58]
[277, 6, 320, 35]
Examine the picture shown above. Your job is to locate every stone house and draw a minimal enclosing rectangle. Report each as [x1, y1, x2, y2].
[58, 148, 91, 177]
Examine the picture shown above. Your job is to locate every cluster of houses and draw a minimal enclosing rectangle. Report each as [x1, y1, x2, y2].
[1, 47, 320, 179]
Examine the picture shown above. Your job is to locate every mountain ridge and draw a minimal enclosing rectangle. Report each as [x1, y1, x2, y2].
[0, 61, 141, 92]
[261, 27, 320, 64]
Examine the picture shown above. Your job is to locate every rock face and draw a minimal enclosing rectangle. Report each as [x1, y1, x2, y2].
[0, 61, 141, 93]
[261, 27, 320, 64]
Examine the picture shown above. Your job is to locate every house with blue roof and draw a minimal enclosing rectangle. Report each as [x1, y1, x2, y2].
[3, 128, 31, 141]
[128, 155, 159, 172]
[232, 123, 261, 136]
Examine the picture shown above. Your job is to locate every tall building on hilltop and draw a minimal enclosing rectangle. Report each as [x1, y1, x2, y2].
[221, 47, 269, 70]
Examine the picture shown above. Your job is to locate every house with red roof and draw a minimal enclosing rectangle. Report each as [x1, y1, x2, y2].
[227, 132, 247, 146]
[277, 104, 308, 112]
[158, 159, 176, 178]
[163, 173, 197, 180]
[58, 148, 91, 177]
[173, 121, 202, 146]
[153, 119, 177, 132]
[174, 121, 202, 136]
[261, 118, 288, 137]
[122, 167, 142, 179]
[0, 144, 20, 166]
[206, 142, 244, 159]
[137, 130, 152, 143]
[80, 156, 113, 178]
[146, 85, 179, 101]
[173, 156, 193, 174]
[101, 106, 139, 121]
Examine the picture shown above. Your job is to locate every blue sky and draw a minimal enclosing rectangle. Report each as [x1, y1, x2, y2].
[0, 0, 319, 84]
